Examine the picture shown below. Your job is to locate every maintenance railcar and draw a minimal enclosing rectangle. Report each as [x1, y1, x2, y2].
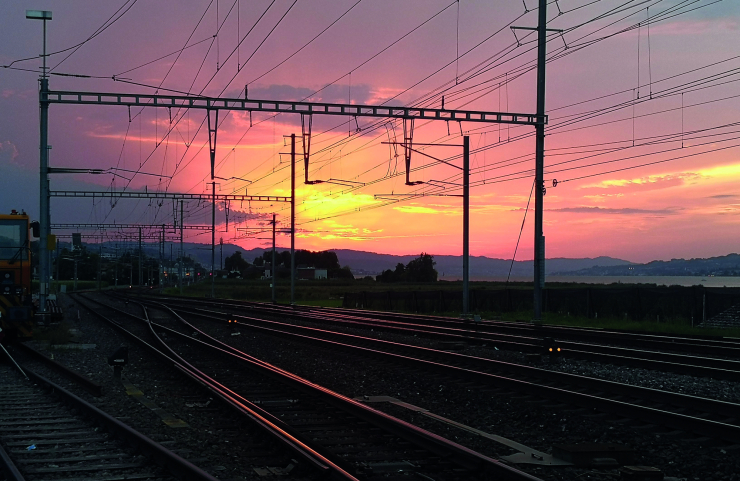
[0, 210, 35, 338]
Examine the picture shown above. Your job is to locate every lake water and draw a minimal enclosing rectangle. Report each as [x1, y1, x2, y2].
[438, 275, 740, 288]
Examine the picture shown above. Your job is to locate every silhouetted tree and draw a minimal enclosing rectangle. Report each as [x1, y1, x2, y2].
[224, 251, 249, 275]
[376, 253, 437, 282]
[253, 249, 351, 279]
[406, 253, 437, 282]
[334, 265, 354, 279]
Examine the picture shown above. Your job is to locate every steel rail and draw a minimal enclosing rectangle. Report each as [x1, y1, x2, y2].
[88, 293, 546, 480]
[230, 296, 740, 358]
[96, 293, 544, 480]
[149, 300, 740, 443]
[0, 355, 218, 481]
[0, 437, 24, 481]
[321, 305, 740, 354]
[140, 295, 740, 381]
[9, 342, 103, 396]
[139, 307, 360, 481]
[150, 293, 740, 352]
[70, 294, 359, 481]
[146, 301, 542, 481]
[0, 362, 28, 481]
[292, 308, 740, 380]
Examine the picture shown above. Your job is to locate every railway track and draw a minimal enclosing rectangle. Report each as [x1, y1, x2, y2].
[73, 293, 541, 481]
[0, 362, 215, 481]
[128, 294, 740, 446]
[139, 295, 740, 381]
[311, 304, 740, 356]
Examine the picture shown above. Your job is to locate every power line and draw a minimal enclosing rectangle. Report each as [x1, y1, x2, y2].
[51, 0, 140, 72]
[3, 0, 139, 70]
[31, 0, 731, 245]
[246, 0, 363, 85]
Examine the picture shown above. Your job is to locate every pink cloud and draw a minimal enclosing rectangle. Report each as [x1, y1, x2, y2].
[0, 140, 19, 166]
[578, 173, 699, 193]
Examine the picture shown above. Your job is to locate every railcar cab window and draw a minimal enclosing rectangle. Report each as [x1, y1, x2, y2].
[0, 221, 28, 261]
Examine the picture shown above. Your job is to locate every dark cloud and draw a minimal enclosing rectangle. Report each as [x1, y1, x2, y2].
[549, 206, 681, 215]
[708, 194, 737, 199]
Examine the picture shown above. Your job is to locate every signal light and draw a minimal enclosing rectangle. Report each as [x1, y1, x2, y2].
[542, 337, 561, 357]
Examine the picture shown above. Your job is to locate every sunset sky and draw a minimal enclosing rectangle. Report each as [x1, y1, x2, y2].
[1, 0, 739, 263]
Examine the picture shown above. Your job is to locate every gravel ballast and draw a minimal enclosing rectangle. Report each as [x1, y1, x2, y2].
[9, 293, 740, 481]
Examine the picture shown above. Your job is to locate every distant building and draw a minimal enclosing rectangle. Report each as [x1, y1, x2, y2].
[262, 263, 272, 279]
[297, 267, 327, 280]
[162, 264, 195, 279]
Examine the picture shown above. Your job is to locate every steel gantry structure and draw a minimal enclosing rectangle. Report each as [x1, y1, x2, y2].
[49, 191, 290, 203]
[35, 0, 550, 314]
[53, 221, 213, 285]
[48, 191, 290, 298]
[51, 223, 212, 231]
[39, 100, 543, 311]
[53, 224, 186, 290]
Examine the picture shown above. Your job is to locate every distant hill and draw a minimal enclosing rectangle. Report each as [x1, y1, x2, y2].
[329, 249, 631, 277]
[83, 239, 740, 278]
[125, 243, 629, 277]
[554, 253, 740, 277]
[65, 240, 265, 269]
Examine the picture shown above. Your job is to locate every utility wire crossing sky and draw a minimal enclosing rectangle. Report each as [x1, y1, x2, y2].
[1, 0, 739, 263]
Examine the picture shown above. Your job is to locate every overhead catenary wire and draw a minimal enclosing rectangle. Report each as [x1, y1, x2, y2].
[98, 0, 278, 226]
[265, 0, 691, 176]
[24, 0, 731, 245]
[2, 0, 139, 71]
[179, 0, 470, 197]
[181, 0, 736, 244]
[194, 0, 608, 199]
[507, 179, 535, 283]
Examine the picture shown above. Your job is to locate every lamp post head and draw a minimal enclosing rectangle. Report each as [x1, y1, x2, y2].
[26, 10, 52, 79]
[25, 10, 52, 20]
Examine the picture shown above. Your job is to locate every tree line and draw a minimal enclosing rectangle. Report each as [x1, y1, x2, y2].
[224, 249, 438, 283]
[376, 253, 437, 282]
[225, 249, 353, 279]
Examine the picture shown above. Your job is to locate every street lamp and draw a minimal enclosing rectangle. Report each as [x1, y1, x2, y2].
[25, 10, 52, 78]
[26, 9, 53, 314]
